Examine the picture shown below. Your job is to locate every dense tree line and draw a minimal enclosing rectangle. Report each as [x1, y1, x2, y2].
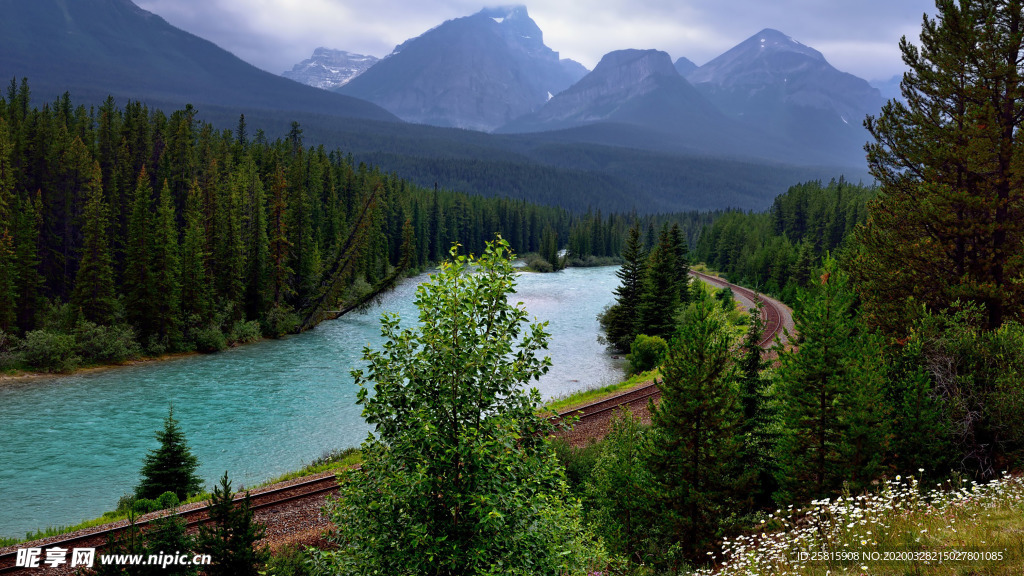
[693, 178, 875, 302]
[1, 82, 682, 370]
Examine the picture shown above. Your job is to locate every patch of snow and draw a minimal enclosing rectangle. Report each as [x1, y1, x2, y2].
[841, 115, 849, 125]
[547, 91, 553, 101]
[492, 17, 504, 23]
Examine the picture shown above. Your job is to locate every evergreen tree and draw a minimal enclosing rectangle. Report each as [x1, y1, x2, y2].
[196, 472, 268, 576]
[859, 0, 1024, 330]
[150, 180, 182, 349]
[179, 179, 212, 326]
[668, 223, 691, 303]
[0, 118, 16, 332]
[71, 161, 117, 325]
[600, 223, 647, 351]
[136, 407, 203, 501]
[638, 225, 683, 340]
[124, 166, 154, 338]
[738, 300, 777, 509]
[773, 258, 889, 503]
[647, 299, 747, 566]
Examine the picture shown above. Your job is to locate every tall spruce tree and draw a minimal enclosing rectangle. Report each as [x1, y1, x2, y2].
[859, 0, 1024, 330]
[647, 299, 747, 566]
[773, 258, 889, 503]
[136, 407, 203, 501]
[71, 161, 117, 325]
[601, 223, 647, 351]
[124, 166, 154, 338]
[638, 225, 683, 340]
[150, 180, 182, 349]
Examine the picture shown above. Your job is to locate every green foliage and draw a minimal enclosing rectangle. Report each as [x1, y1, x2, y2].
[647, 298, 748, 566]
[551, 439, 602, 497]
[263, 545, 312, 576]
[0, 329, 23, 370]
[21, 329, 80, 372]
[136, 407, 204, 501]
[906, 304, 1024, 479]
[626, 333, 667, 375]
[638, 224, 690, 340]
[193, 325, 229, 353]
[693, 179, 875, 303]
[196, 472, 269, 576]
[315, 238, 605, 575]
[860, 0, 1024, 331]
[228, 319, 263, 345]
[600, 223, 648, 351]
[773, 257, 889, 503]
[263, 304, 299, 338]
[586, 410, 657, 567]
[71, 320, 142, 363]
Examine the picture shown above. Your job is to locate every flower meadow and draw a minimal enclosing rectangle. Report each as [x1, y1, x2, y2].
[697, 471, 1024, 575]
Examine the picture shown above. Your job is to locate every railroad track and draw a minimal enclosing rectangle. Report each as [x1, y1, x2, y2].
[555, 272, 790, 435]
[0, 272, 789, 573]
[0, 475, 340, 574]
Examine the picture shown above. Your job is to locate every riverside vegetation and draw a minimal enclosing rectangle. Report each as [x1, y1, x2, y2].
[6, 0, 1024, 573]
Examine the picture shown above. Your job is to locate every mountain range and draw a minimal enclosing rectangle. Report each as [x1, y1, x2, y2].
[282, 48, 379, 90]
[0, 0, 872, 213]
[337, 6, 587, 131]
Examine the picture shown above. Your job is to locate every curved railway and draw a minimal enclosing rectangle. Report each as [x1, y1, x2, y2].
[552, 271, 792, 446]
[0, 272, 792, 574]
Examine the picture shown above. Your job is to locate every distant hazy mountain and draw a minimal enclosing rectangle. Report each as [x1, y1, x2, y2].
[501, 50, 722, 137]
[687, 28, 882, 165]
[283, 48, 379, 90]
[0, 0, 397, 121]
[338, 5, 587, 131]
[674, 57, 698, 76]
[871, 74, 905, 104]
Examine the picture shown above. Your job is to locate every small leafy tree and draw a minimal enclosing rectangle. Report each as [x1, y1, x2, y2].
[136, 407, 203, 501]
[315, 237, 604, 575]
[196, 472, 268, 576]
[586, 410, 656, 567]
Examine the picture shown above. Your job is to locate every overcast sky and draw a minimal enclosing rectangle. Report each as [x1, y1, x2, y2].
[133, 0, 937, 82]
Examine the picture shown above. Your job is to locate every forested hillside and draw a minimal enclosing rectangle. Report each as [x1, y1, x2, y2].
[0, 83, 581, 370]
[693, 178, 875, 301]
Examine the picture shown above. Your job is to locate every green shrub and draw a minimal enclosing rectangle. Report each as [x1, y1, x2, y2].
[264, 305, 299, 338]
[156, 491, 180, 510]
[264, 544, 311, 576]
[193, 326, 228, 353]
[551, 438, 603, 497]
[132, 498, 160, 514]
[72, 321, 142, 363]
[627, 334, 668, 374]
[228, 319, 262, 345]
[522, 252, 554, 273]
[21, 330, 80, 372]
[0, 330, 24, 370]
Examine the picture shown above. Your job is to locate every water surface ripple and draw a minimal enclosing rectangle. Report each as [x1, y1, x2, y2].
[0, 266, 622, 537]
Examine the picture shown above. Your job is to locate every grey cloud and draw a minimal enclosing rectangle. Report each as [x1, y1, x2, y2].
[135, 0, 935, 80]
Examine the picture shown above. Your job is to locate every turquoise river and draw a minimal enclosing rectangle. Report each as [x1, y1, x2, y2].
[0, 266, 623, 538]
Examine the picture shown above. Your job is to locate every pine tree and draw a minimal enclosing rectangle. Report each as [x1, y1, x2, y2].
[179, 179, 212, 325]
[647, 299, 747, 565]
[136, 407, 203, 501]
[668, 223, 691, 303]
[0, 118, 17, 332]
[773, 258, 889, 503]
[738, 300, 777, 508]
[601, 223, 647, 351]
[124, 166, 154, 338]
[71, 160, 117, 325]
[638, 225, 682, 340]
[196, 472, 268, 576]
[150, 180, 182, 349]
[859, 0, 1024, 331]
